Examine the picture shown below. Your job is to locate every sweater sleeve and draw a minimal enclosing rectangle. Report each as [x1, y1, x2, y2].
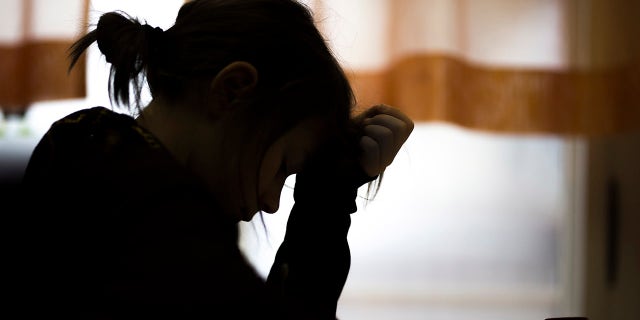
[266, 140, 375, 320]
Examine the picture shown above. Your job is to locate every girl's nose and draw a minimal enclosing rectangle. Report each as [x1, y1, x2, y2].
[261, 194, 280, 214]
[259, 171, 288, 214]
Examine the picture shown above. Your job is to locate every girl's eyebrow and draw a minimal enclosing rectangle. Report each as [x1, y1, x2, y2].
[289, 138, 315, 174]
[288, 148, 305, 174]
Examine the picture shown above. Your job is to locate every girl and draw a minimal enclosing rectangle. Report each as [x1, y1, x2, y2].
[19, 0, 413, 319]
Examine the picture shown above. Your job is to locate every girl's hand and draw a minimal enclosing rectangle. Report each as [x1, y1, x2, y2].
[354, 104, 414, 177]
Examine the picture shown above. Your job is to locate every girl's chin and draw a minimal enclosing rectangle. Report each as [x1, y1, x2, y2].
[240, 215, 255, 222]
[238, 207, 258, 222]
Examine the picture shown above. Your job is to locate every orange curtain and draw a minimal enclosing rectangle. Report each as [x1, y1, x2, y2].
[0, 0, 88, 116]
[310, 0, 639, 136]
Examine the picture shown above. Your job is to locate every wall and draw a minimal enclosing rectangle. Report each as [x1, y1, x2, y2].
[584, 132, 640, 320]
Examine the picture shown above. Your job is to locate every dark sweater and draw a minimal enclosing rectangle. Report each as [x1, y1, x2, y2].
[13, 107, 369, 319]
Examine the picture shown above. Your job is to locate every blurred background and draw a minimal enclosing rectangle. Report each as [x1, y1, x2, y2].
[1, 1, 638, 319]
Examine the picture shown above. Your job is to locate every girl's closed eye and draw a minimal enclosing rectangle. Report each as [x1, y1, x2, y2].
[280, 160, 288, 176]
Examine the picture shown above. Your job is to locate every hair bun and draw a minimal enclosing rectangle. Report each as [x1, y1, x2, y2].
[87, 11, 163, 106]
[95, 11, 162, 66]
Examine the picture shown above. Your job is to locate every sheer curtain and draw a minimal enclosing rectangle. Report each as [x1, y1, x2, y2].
[0, 0, 88, 189]
[240, 1, 639, 319]
[0, 0, 88, 117]
[300, 0, 638, 135]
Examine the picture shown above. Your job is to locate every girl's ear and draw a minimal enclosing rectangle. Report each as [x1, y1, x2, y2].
[210, 61, 258, 108]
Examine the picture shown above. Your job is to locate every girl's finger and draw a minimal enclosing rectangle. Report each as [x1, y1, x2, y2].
[359, 135, 380, 177]
[364, 114, 411, 146]
[359, 104, 414, 131]
[363, 124, 395, 168]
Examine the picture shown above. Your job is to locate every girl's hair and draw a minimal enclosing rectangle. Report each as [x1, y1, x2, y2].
[68, 0, 382, 201]
[68, 0, 354, 132]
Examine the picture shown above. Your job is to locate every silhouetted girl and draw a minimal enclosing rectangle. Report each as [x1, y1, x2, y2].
[20, 0, 413, 318]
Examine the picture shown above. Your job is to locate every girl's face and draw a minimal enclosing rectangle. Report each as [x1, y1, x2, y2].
[237, 117, 326, 221]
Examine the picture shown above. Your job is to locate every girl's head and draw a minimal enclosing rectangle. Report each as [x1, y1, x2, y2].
[69, 0, 359, 220]
[71, 0, 354, 126]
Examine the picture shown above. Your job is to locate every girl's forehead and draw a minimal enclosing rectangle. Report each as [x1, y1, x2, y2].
[274, 117, 331, 158]
[283, 117, 327, 144]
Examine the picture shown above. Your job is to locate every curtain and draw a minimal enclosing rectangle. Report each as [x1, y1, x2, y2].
[305, 0, 639, 136]
[284, 2, 639, 318]
[0, 0, 88, 116]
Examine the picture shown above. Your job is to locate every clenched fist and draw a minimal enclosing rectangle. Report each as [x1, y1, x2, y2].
[354, 104, 414, 177]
